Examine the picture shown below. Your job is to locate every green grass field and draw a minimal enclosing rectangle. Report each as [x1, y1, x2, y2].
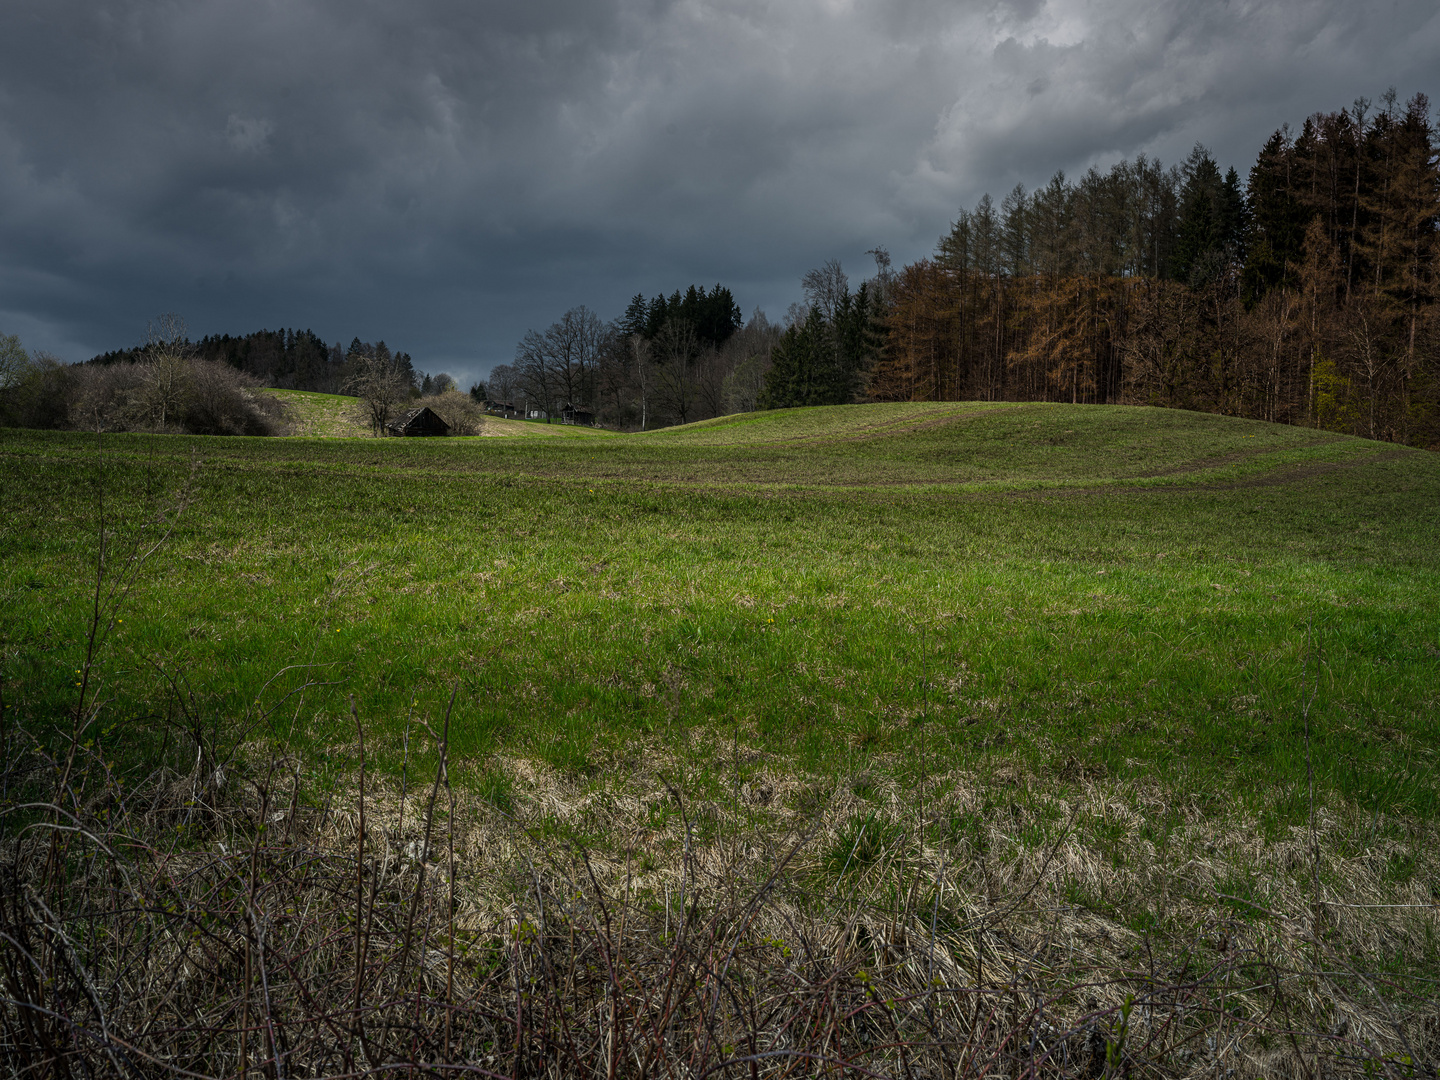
[3, 402, 1438, 975]
[265, 388, 372, 436]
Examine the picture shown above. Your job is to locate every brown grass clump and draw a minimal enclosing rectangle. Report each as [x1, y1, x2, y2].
[4, 710, 1437, 1079]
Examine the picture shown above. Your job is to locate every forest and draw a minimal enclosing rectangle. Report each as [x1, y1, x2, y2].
[483, 285, 784, 429]
[869, 91, 1439, 447]
[504, 89, 1436, 444]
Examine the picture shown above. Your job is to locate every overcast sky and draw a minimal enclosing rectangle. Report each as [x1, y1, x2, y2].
[1, 0, 1435, 387]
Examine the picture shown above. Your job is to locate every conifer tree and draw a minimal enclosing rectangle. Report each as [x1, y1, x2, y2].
[621, 294, 649, 337]
[1173, 145, 1225, 286]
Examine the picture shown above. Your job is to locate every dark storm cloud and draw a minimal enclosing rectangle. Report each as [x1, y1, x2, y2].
[1, 0, 1435, 384]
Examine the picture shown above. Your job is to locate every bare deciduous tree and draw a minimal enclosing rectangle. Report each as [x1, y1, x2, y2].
[515, 329, 558, 419]
[651, 318, 698, 425]
[421, 388, 487, 435]
[140, 313, 193, 429]
[511, 306, 605, 420]
[719, 312, 781, 414]
[347, 351, 409, 435]
[802, 259, 850, 322]
[547, 306, 602, 410]
[139, 351, 192, 430]
[864, 247, 897, 309]
[486, 363, 519, 404]
[593, 325, 631, 427]
[630, 334, 652, 430]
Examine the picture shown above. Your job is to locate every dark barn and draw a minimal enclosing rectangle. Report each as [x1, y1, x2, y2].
[386, 406, 451, 437]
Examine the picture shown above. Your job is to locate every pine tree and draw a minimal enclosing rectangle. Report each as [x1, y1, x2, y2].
[1219, 167, 1249, 261]
[1173, 145, 1225, 286]
[621, 294, 649, 337]
[1001, 184, 1030, 276]
[759, 316, 816, 409]
[1243, 131, 1308, 304]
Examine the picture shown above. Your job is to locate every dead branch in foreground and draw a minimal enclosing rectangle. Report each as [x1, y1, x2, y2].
[2, 718, 1437, 1080]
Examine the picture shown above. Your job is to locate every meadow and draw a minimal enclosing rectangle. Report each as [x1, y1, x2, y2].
[2, 400, 1438, 1074]
[6, 402, 1436, 809]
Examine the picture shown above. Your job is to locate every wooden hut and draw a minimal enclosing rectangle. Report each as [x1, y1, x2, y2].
[386, 406, 451, 437]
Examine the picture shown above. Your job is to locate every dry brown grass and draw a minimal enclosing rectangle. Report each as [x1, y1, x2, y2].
[5, 710, 1436, 1079]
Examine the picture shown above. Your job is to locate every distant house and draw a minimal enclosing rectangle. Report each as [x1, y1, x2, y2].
[561, 404, 595, 426]
[386, 406, 451, 437]
[485, 400, 520, 418]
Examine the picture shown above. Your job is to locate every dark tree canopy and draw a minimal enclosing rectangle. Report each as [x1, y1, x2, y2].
[761, 273, 880, 410]
[628, 284, 742, 349]
[88, 328, 422, 396]
[871, 89, 1439, 446]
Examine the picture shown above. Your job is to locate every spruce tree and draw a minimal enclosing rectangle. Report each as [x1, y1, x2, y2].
[621, 294, 649, 337]
[1243, 131, 1310, 304]
[1173, 145, 1225, 286]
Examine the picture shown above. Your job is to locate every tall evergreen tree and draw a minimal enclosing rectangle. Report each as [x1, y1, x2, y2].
[1173, 145, 1226, 286]
[759, 308, 826, 409]
[1243, 130, 1308, 304]
[1001, 184, 1030, 276]
[1219, 167, 1249, 259]
[621, 294, 649, 337]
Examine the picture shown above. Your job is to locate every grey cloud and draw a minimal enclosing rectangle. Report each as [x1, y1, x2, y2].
[1, 0, 1435, 387]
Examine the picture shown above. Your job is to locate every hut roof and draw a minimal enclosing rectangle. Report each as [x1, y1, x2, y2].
[386, 406, 451, 436]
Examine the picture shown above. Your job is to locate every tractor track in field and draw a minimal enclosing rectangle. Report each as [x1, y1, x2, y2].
[654, 405, 1010, 448]
[1003, 446, 1420, 500]
[463, 443, 1416, 498]
[1117, 434, 1351, 479]
[530, 445, 1421, 496]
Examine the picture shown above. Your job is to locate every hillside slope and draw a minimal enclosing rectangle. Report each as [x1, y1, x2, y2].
[459, 400, 1434, 494]
[254, 394, 1428, 497]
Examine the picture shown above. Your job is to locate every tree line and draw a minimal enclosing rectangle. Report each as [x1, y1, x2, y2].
[505, 89, 1435, 445]
[483, 285, 791, 429]
[494, 271, 897, 428]
[89, 329, 431, 398]
[869, 89, 1439, 446]
[1, 316, 290, 435]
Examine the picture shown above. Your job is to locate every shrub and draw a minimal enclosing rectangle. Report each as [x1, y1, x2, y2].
[422, 388, 487, 435]
[185, 359, 291, 435]
[1, 353, 292, 435]
[65, 360, 144, 430]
